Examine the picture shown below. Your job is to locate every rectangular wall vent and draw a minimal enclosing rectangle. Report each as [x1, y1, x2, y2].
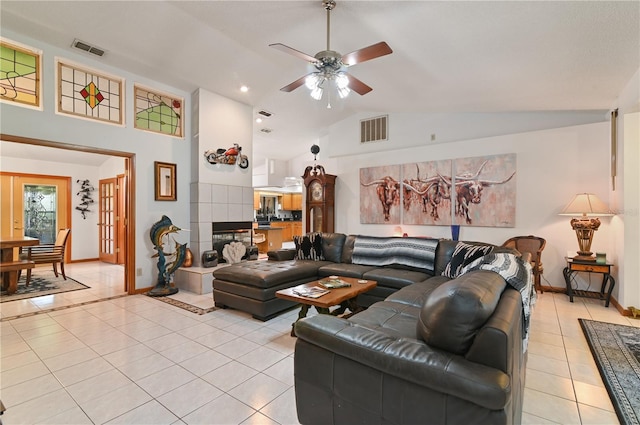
[72, 39, 106, 57]
[360, 115, 388, 143]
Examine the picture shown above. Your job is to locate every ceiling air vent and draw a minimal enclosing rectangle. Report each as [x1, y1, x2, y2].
[360, 115, 388, 143]
[258, 110, 272, 117]
[72, 39, 106, 57]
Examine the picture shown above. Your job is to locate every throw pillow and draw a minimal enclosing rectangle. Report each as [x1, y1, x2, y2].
[293, 233, 325, 261]
[441, 241, 494, 278]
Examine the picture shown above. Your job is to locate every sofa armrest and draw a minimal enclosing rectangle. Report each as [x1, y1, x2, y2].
[267, 249, 296, 261]
[295, 315, 510, 410]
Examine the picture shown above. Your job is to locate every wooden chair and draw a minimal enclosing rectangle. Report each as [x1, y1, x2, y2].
[502, 235, 546, 293]
[19, 229, 71, 286]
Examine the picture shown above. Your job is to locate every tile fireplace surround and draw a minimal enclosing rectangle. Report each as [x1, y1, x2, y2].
[189, 182, 255, 268]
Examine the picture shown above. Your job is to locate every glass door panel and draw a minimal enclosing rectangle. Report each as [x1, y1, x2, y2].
[23, 184, 57, 244]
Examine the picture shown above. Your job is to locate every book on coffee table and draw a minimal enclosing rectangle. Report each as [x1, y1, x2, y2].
[318, 278, 351, 289]
[292, 286, 330, 298]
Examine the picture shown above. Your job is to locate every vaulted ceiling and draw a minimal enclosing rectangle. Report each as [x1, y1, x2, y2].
[1, 1, 638, 165]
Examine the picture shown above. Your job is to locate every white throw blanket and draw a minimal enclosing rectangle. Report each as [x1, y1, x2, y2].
[460, 253, 536, 351]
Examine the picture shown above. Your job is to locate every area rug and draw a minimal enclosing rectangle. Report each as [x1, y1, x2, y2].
[148, 294, 217, 315]
[579, 319, 640, 425]
[0, 271, 89, 302]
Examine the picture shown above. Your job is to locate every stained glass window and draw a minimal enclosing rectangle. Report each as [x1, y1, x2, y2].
[57, 60, 123, 125]
[0, 39, 41, 108]
[134, 85, 183, 137]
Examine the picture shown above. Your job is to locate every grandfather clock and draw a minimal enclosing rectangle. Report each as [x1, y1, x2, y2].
[302, 164, 336, 233]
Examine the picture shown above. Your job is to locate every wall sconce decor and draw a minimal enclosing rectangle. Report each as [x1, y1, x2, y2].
[559, 193, 614, 261]
[75, 179, 95, 219]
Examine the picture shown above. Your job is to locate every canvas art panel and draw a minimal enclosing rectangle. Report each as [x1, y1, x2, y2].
[360, 165, 401, 224]
[402, 160, 452, 226]
[134, 84, 183, 137]
[0, 38, 42, 108]
[452, 153, 516, 227]
[57, 60, 123, 125]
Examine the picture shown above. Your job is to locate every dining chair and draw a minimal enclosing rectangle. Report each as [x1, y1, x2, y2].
[502, 235, 546, 293]
[19, 229, 71, 286]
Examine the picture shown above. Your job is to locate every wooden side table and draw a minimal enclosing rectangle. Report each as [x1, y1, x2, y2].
[563, 258, 615, 307]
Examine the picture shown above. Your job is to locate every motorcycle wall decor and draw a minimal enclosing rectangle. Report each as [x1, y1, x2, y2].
[204, 143, 249, 169]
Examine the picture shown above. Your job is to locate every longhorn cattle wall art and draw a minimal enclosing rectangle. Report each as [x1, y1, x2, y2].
[452, 154, 516, 227]
[402, 160, 452, 226]
[359, 154, 517, 227]
[360, 165, 401, 224]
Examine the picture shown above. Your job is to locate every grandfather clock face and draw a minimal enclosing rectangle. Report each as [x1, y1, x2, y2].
[310, 180, 323, 202]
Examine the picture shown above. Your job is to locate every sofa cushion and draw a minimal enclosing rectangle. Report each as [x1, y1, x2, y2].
[442, 241, 494, 278]
[340, 235, 357, 264]
[294, 233, 324, 260]
[417, 270, 507, 355]
[318, 263, 376, 278]
[321, 233, 347, 263]
[213, 259, 324, 288]
[362, 267, 433, 290]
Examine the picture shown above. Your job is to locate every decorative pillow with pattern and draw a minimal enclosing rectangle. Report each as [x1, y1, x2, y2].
[441, 242, 494, 278]
[293, 233, 325, 261]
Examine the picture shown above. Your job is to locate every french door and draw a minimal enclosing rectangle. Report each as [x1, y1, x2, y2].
[98, 178, 117, 263]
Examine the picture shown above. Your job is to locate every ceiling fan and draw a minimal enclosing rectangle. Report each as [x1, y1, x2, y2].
[270, 0, 392, 101]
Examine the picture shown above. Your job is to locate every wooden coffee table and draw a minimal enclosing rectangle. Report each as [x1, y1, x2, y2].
[276, 276, 376, 336]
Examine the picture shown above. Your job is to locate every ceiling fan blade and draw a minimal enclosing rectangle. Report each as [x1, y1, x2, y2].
[341, 41, 393, 66]
[279, 74, 313, 92]
[269, 43, 318, 64]
[345, 73, 373, 95]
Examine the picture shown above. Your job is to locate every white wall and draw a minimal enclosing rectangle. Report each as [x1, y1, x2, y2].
[195, 89, 252, 187]
[621, 112, 639, 309]
[0, 30, 191, 290]
[325, 119, 613, 294]
[610, 67, 640, 309]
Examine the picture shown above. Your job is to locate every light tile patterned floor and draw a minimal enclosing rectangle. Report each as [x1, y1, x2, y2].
[1, 262, 637, 424]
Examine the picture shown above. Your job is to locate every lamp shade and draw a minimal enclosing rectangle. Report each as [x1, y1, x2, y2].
[559, 193, 613, 217]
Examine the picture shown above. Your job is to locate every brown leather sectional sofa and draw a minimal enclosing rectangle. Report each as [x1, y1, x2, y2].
[213, 233, 529, 424]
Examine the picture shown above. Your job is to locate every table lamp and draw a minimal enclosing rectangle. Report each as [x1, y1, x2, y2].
[559, 193, 613, 261]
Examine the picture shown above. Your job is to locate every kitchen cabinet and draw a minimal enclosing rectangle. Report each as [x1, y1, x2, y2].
[254, 191, 260, 209]
[282, 193, 293, 210]
[292, 193, 302, 210]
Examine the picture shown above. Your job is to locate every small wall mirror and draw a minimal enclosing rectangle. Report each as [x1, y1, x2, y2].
[154, 161, 176, 201]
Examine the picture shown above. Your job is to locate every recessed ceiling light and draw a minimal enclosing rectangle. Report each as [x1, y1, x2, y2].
[255, 117, 263, 123]
[240, 85, 249, 93]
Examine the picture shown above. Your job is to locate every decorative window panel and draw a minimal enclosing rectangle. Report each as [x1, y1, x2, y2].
[0, 39, 42, 108]
[134, 85, 183, 137]
[57, 60, 123, 125]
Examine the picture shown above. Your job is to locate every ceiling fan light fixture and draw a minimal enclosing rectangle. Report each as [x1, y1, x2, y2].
[310, 86, 324, 101]
[337, 85, 350, 99]
[336, 72, 349, 89]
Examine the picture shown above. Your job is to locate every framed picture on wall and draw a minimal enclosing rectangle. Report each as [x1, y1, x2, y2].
[56, 59, 124, 125]
[0, 38, 42, 109]
[134, 84, 184, 138]
[154, 161, 176, 201]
